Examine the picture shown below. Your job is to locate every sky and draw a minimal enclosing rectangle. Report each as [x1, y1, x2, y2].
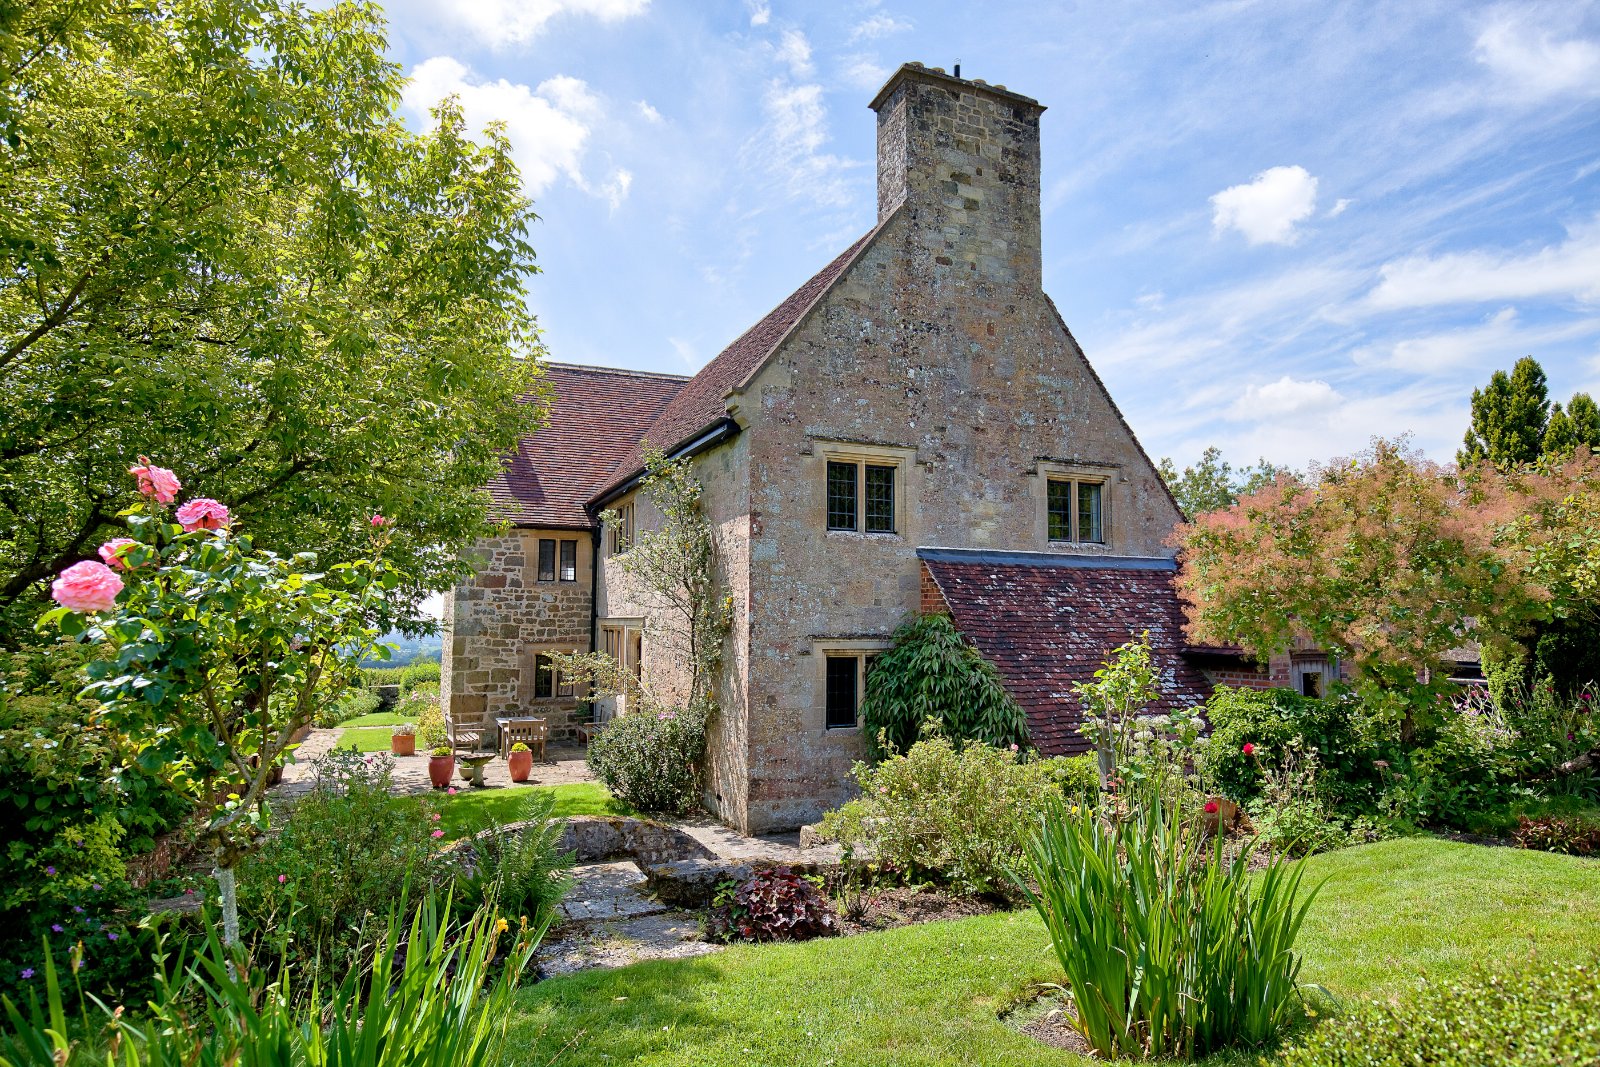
[373, 0, 1600, 472]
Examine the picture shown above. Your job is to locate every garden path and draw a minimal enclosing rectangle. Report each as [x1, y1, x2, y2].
[275, 727, 597, 798]
[541, 822, 839, 977]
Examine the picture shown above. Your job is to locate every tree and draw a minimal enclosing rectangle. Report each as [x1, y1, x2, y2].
[39, 465, 394, 945]
[0, 0, 545, 638]
[1157, 447, 1293, 518]
[1175, 440, 1600, 733]
[1543, 394, 1600, 456]
[859, 613, 1030, 759]
[1458, 356, 1550, 468]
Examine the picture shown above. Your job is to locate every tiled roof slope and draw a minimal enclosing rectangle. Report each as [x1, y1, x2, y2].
[488, 363, 687, 529]
[599, 230, 877, 494]
[919, 549, 1214, 756]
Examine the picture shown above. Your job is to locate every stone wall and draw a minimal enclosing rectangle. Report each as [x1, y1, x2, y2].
[441, 528, 595, 743]
[709, 66, 1184, 832]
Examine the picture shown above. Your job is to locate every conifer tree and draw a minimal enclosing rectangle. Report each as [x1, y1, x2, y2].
[1543, 394, 1600, 456]
[1458, 357, 1550, 468]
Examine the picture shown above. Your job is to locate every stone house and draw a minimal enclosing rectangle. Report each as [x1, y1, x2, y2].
[442, 62, 1332, 832]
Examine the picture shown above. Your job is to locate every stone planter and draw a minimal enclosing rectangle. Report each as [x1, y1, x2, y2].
[427, 754, 455, 789]
[507, 748, 532, 782]
[391, 733, 415, 756]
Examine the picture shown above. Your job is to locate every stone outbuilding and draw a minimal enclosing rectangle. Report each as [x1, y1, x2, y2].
[443, 62, 1293, 831]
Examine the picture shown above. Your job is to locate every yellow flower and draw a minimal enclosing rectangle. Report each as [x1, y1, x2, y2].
[494, 917, 509, 934]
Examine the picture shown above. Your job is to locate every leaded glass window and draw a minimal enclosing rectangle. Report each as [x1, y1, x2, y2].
[826, 461, 857, 530]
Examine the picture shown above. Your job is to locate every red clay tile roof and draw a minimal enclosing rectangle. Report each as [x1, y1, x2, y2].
[488, 363, 687, 529]
[597, 229, 878, 497]
[919, 549, 1215, 756]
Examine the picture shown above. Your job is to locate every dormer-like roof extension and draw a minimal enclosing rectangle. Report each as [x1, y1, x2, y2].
[488, 362, 687, 529]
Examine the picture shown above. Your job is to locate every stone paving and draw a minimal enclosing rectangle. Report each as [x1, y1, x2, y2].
[276, 727, 596, 798]
[275, 726, 840, 977]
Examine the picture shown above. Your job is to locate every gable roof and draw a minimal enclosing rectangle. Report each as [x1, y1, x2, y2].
[597, 228, 879, 497]
[487, 363, 687, 529]
[918, 548, 1214, 755]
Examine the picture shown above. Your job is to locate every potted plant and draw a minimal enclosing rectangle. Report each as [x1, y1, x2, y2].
[391, 722, 416, 756]
[428, 746, 455, 789]
[507, 741, 533, 783]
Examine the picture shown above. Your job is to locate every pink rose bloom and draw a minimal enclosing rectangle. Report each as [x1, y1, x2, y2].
[370, 514, 388, 527]
[97, 538, 139, 570]
[128, 461, 181, 504]
[175, 498, 229, 532]
[277, 874, 287, 884]
[431, 829, 444, 838]
[52, 561, 124, 613]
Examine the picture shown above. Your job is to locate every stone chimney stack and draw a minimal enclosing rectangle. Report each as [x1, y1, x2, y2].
[869, 62, 1045, 287]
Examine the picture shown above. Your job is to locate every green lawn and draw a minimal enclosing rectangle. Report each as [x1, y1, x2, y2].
[428, 782, 632, 839]
[334, 726, 399, 753]
[505, 838, 1600, 1067]
[339, 711, 415, 728]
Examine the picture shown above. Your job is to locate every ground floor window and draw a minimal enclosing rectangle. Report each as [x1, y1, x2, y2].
[823, 652, 880, 730]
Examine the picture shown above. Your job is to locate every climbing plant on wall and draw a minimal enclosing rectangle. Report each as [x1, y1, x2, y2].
[860, 613, 1030, 759]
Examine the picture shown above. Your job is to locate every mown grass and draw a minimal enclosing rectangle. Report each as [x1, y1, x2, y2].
[428, 782, 632, 839]
[505, 838, 1600, 1067]
[332, 726, 397, 753]
[339, 711, 415, 728]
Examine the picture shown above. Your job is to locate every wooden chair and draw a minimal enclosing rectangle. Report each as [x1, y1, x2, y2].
[445, 707, 488, 754]
[500, 717, 549, 762]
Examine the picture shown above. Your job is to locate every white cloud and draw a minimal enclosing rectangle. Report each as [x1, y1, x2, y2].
[668, 336, 697, 369]
[431, 0, 650, 47]
[1326, 198, 1353, 219]
[1228, 376, 1341, 421]
[775, 29, 814, 77]
[1368, 214, 1600, 308]
[746, 80, 861, 207]
[745, 0, 770, 26]
[1474, 12, 1600, 102]
[404, 57, 631, 208]
[1210, 165, 1320, 246]
[840, 53, 889, 90]
[1353, 307, 1600, 373]
[849, 14, 911, 42]
[636, 99, 663, 123]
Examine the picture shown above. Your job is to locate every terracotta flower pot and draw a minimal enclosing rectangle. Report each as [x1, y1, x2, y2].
[391, 733, 415, 756]
[427, 755, 455, 789]
[508, 749, 533, 782]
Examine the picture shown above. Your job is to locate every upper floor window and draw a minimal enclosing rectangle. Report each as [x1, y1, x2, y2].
[826, 460, 898, 533]
[1047, 478, 1105, 544]
[609, 502, 635, 555]
[537, 538, 579, 582]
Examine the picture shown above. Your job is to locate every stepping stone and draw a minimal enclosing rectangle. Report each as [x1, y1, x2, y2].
[557, 861, 668, 922]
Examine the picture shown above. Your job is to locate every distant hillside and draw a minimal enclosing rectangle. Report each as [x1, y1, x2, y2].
[363, 630, 442, 667]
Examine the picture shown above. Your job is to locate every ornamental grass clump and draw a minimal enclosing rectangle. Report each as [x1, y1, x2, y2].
[1015, 788, 1320, 1060]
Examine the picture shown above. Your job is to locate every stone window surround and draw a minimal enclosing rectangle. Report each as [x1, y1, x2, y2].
[607, 498, 636, 556]
[519, 641, 583, 706]
[814, 439, 918, 538]
[805, 637, 892, 734]
[598, 617, 645, 718]
[535, 537, 581, 583]
[1033, 460, 1120, 551]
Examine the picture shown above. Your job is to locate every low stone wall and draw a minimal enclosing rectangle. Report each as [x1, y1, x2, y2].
[642, 857, 842, 909]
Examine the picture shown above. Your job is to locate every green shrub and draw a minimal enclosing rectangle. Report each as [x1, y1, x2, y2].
[236, 750, 444, 982]
[1207, 686, 1378, 807]
[860, 613, 1030, 759]
[1278, 956, 1600, 1066]
[586, 702, 708, 816]
[817, 735, 1095, 899]
[1019, 790, 1319, 1060]
[0, 900, 541, 1067]
[416, 696, 446, 751]
[315, 687, 381, 728]
[448, 790, 573, 929]
[400, 660, 441, 690]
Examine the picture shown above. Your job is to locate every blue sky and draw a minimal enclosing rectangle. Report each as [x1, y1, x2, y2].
[378, 0, 1600, 470]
